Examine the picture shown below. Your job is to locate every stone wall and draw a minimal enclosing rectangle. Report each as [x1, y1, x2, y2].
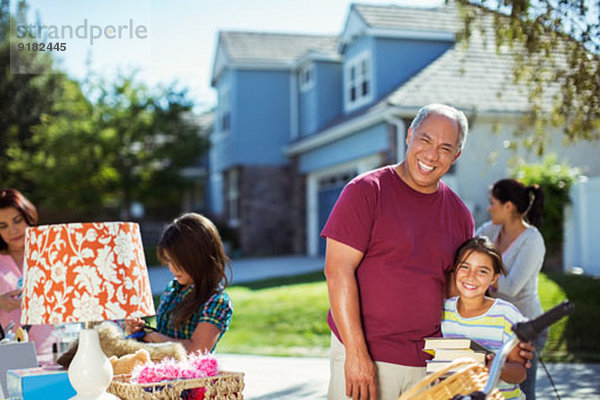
[237, 165, 296, 256]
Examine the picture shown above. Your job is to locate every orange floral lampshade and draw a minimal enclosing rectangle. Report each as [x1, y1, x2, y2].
[21, 222, 156, 325]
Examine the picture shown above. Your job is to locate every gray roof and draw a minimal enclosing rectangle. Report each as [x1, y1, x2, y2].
[385, 12, 559, 114]
[220, 31, 338, 64]
[353, 2, 460, 32]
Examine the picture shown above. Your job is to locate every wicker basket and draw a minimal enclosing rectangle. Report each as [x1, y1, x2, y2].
[108, 371, 244, 400]
[398, 359, 503, 400]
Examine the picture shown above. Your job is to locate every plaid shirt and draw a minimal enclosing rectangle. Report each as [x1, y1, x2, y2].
[156, 279, 233, 349]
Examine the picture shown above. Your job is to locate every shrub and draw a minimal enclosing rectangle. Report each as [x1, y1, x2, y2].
[511, 155, 580, 269]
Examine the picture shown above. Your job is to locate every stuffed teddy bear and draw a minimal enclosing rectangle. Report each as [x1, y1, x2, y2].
[109, 348, 151, 376]
[57, 322, 187, 368]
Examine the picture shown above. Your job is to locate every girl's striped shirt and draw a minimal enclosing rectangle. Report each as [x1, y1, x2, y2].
[442, 296, 526, 400]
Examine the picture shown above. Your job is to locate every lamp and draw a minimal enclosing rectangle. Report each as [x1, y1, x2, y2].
[21, 222, 156, 400]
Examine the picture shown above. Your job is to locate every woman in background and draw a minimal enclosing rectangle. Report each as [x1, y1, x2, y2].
[0, 188, 55, 365]
[476, 179, 546, 400]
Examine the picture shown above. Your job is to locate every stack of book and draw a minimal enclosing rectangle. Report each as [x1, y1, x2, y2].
[423, 337, 493, 374]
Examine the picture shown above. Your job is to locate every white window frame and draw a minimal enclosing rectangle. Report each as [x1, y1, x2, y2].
[344, 50, 374, 112]
[299, 62, 315, 92]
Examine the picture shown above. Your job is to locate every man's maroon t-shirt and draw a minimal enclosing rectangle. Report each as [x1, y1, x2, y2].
[321, 165, 474, 367]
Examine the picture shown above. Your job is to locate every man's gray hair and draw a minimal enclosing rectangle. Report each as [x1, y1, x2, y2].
[408, 104, 469, 150]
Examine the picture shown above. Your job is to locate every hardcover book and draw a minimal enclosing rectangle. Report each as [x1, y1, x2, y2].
[423, 337, 493, 374]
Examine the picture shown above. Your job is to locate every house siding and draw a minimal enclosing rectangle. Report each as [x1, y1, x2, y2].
[298, 123, 389, 174]
[299, 72, 319, 137]
[234, 69, 291, 166]
[209, 70, 236, 214]
[373, 37, 453, 98]
[299, 61, 343, 137]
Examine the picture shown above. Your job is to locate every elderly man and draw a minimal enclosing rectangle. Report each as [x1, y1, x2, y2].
[323, 104, 531, 400]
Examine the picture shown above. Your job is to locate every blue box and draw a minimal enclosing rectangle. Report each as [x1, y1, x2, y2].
[7, 367, 76, 400]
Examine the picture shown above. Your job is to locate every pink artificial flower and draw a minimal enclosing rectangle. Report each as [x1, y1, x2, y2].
[131, 354, 219, 384]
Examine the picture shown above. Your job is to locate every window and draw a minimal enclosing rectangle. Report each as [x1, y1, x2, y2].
[344, 52, 373, 111]
[299, 62, 315, 92]
[227, 168, 240, 227]
[218, 86, 231, 133]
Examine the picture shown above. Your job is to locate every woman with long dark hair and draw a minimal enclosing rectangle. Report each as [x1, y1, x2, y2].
[476, 178, 546, 400]
[0, 188, 55, 364]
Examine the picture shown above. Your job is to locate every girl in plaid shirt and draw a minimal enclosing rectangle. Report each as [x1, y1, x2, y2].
[126, 213, 233, 353]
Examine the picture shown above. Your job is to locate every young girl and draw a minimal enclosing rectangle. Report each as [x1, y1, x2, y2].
[126, 213, 233, 353]
[442, 237, 526, 400]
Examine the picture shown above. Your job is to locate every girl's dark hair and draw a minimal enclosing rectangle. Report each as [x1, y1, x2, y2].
[454, 236, 507, 276]
[157, 212, 230, 328]
[0, 188, 38, 251]
[491, 178, 544, 229]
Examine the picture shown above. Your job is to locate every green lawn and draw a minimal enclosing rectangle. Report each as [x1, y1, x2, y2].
[540, 272, 600, 362]
[216, 271, 600, 362]
[217, 272, 330, 356]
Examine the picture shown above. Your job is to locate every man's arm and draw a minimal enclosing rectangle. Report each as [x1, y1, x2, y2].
[324, 238, 376, 400]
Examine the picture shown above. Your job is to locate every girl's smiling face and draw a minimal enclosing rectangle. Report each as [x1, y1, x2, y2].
[455, 250, 499, 300]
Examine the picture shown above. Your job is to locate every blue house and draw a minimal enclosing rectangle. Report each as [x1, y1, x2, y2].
[208, 2, 600, 257]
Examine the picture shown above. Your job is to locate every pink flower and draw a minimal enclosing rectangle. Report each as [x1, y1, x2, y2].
[189, 353, 219, 377]
[130, 354, 219, 384]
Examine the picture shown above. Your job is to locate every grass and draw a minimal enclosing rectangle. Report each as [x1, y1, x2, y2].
[215, 271, 600, 362]
[540, 272, 600, 362]
[217, 271, 330, 356]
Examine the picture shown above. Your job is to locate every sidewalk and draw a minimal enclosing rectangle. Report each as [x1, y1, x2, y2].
[216, 354, 600, 400]
[148, 255, 325, 295]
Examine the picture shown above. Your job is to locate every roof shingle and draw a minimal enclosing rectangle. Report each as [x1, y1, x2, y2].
[385, 12, 560, 114]
[221, 31, 338, 64]
[353, 2, 460, 32]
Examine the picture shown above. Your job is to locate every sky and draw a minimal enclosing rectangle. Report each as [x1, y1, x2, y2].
[15, 0, 444, 112]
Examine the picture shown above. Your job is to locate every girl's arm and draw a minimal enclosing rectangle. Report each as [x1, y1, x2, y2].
[143, 322, 222, 353]
[499, 360, 527, 384]
[497, 345, 527, 383]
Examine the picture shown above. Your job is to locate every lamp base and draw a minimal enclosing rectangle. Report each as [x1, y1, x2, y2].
[68, 328, 117, 400]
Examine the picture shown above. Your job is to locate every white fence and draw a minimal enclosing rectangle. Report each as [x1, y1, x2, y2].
[563, 176, 600, 276]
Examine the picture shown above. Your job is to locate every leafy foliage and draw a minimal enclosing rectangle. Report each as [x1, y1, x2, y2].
[0, 0, 71, 192]
[511, 154, 581, 259]
[455, 0, 600, 154]
[8, 72, 207, 220]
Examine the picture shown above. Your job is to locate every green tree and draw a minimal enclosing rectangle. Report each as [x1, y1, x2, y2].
[91, 74, 208, 219]
[0, 0, 70, 191]
[9, 72, 208, 220]
[455, 0, 599, 154]
[7, 77, 112, 219]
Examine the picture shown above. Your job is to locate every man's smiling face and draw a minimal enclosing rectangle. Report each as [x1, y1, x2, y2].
[401, 112, 462, 194]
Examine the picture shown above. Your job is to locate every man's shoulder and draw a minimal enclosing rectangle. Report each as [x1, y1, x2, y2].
[345, 165, 393, 192]
[351, 165, 392, 183]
